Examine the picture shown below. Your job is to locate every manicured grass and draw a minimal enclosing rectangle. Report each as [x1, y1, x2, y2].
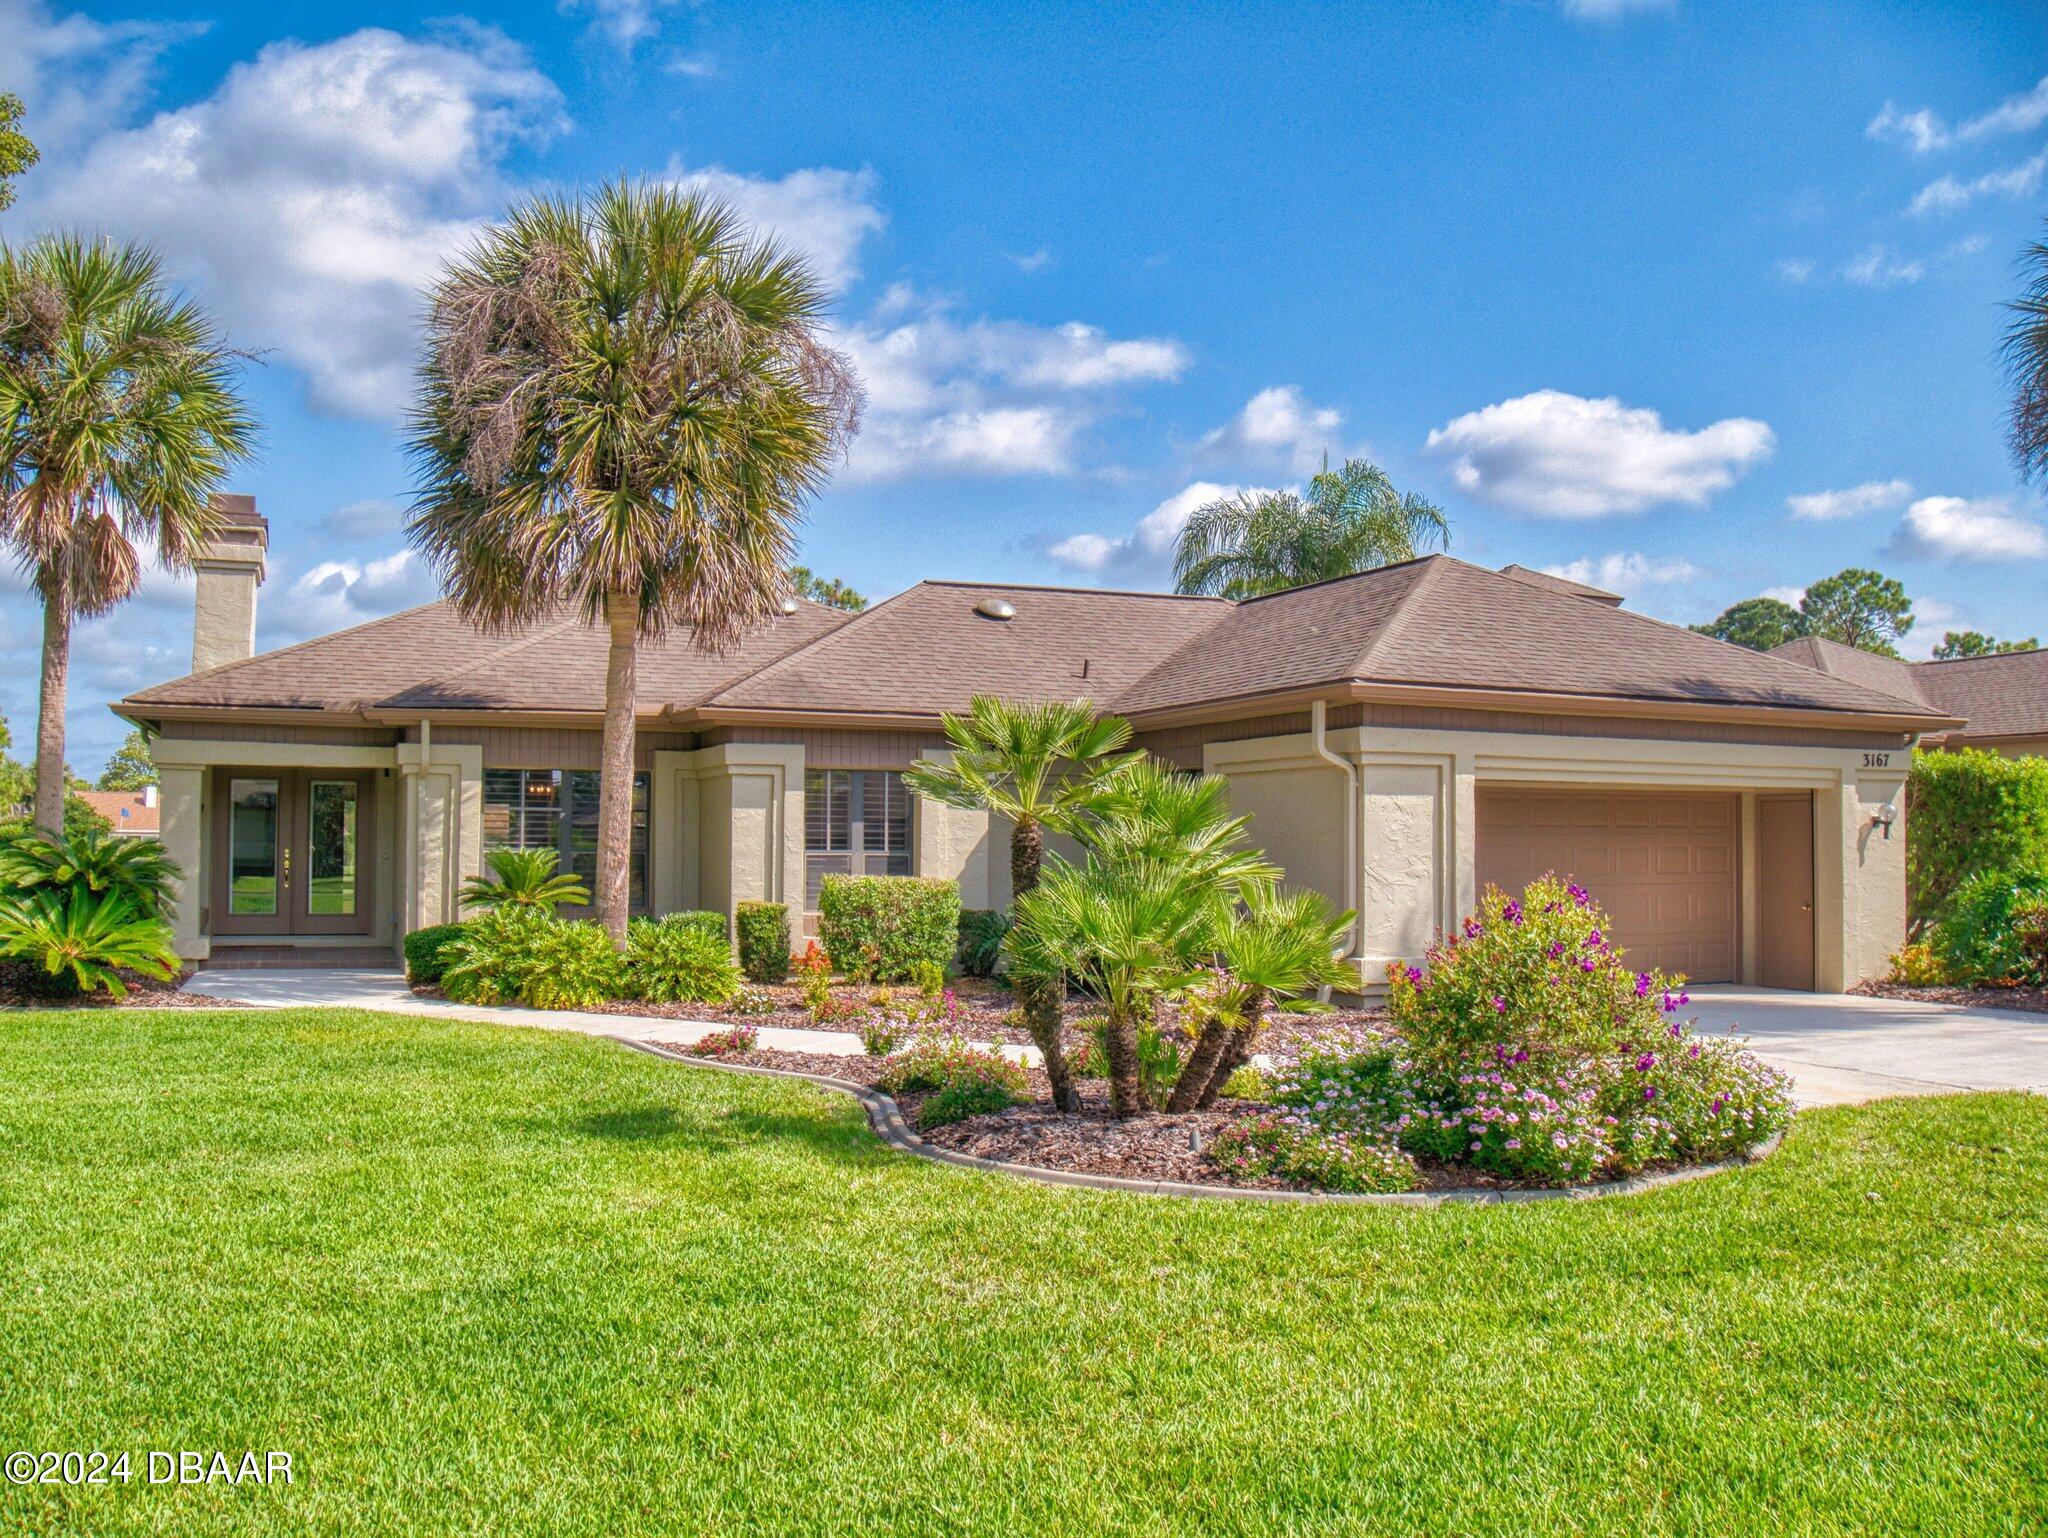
[1, 1008, 2044, 1537]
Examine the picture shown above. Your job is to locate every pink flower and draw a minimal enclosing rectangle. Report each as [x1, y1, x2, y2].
[1491, 995, 1508, 1013]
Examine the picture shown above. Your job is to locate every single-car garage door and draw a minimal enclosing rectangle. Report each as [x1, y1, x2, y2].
[1476, 788, 1738, 983]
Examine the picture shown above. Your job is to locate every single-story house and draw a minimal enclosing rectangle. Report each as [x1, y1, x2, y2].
[118, 500, 1962, 992]
[75, 787, 161, 838]
[1769, 635, 2048, 758]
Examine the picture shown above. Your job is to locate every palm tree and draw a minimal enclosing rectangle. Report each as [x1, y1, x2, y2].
[458, 847, 591, 913]
[0, 235, 254, 832]
[2006, 219, 2048, 482]
[1173, 457, 1448, 598]
[1078, 759, 1280, 891]
[903, 696, 1139, 1110]
[409, 182, 860, 940]
[1167, 885, 1355, 1112]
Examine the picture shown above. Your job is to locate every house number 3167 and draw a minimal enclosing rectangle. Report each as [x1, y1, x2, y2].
[1862, 752, 1892, 768]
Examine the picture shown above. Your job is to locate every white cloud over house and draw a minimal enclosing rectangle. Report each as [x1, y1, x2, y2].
[1423, 389, 1773, 518]
[1541, 552, 1702, 599]
[1785, 479, 1912, 521]
[1200, 387, 1346, 476]
[1868, 75, 2048, 153]
[1888, 495, 2048, 563]
[1045, 481, 1259, 576]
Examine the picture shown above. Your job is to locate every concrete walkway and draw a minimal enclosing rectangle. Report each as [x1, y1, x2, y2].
[184, 969, 2048, 1109]
[181, 967, 1040, 1063]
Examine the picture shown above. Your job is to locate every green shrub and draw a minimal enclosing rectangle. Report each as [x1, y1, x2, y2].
[0, 888, 179, 1000]
[915, 1079, 1022, 1130]
[1908, 748, 2048, 928]
[665, 910, 729, 942]
[725, 984, 775, 1017]
[735, 901, 791, 983]
[625, 915, 740, 1004]
[403, 923, 469, 986]
[442, 908, 625, 1010]
[1217, 1064, 1271, 1101]
[818, 876, 961, 983]
[1601, 1034, 1796, 1171]
[876, 1035, 1029, 1099]
[0, 827, 180, 918]
[1211, 1113, 1418, 1193]
[1932, 868, 2048, 984]
[1885, 942, 1950, 987]
[1077, 1012, 1184, 1109]
[955, 908, 1008, 977]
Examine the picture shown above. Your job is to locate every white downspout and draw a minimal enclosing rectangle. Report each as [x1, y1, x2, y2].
[1310, 699, 1360, 994]
[415, 718, 431, 930]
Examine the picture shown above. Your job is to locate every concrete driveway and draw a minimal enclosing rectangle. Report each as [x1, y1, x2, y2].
[1687, 986, 2048, 1107]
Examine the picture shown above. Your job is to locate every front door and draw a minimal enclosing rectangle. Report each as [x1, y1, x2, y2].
[1758, 793, 1816, 990]
[213, 770, 375, 937]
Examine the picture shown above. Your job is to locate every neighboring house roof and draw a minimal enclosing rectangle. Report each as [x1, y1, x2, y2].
[75, 790, 159, 835]
[1771, 634, 2048, 742]
[1497, 564, 1624, 606]
[121, 557, 1957, 733]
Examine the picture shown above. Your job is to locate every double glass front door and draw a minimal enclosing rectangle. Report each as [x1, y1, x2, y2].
[213, 770, 375, 936]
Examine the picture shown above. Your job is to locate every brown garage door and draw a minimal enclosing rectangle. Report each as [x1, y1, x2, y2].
[1476, 788, 1738, 983]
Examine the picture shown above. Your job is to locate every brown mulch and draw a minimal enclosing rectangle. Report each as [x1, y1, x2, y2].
[0, 963, 244, 1010]
[1851, 980, 2048, 1015]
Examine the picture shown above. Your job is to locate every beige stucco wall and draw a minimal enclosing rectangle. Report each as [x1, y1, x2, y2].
[190, 560, 262, 674]
[912, 749, 1007, 911]
[665, 742, 804, 920]
[1208, 725, 1913, 995]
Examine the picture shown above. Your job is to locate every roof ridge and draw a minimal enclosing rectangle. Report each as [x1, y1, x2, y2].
[699, 581, 930, 707]
[919, 577, 1232, 603]
[372, 612, 591, 707]
[124, 597, 455, 702]
[1916, 648, 2042, 668]
[1230, 551, 1444, 606]
[1347, 556, 1451, 678]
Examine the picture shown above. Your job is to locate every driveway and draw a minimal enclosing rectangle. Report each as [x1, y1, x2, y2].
[1688, 986, 2048, 1107]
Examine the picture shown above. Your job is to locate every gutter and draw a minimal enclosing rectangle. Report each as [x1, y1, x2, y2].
[1309, 699, 1361, 976]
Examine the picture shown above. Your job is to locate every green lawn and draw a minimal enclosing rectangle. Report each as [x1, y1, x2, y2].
[2, 1009, 2044, 1537]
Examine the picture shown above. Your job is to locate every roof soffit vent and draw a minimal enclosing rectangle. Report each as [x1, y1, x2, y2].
[975, 597, 1016, 620]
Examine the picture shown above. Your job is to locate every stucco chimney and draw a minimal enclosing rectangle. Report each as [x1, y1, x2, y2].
[191, 493, 267, 672]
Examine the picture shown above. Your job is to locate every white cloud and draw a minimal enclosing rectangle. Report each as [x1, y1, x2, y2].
[1558, 0, 1673, 19]
[560, 0, 680, 52]
[1423, 389, 1773, 518]
[267, 549, 440, 644]
[665, 161, 887, 293]
[1785, 479, 1912, 521]
[1908, 146, 2048, 216]
[1868, 75, 2048, 153]
[1776, 258, 1815, 283]
[1010, 249, 1053, 273]
[1888, 495, 2048, 563]
[1200, 386, 1346, 475]
[0, 0, 198, 163]
[1541, 552, 1702, 596]
[1841, 244, 1926, 285]
[1045, 481, 1257, 575]
[834, 289, 1187, 481]
[23, 23, 566, 422]
[1762, 585, 1806, 606]
[321, 499, 408, 539]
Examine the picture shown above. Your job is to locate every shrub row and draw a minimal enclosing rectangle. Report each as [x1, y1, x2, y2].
[818, 876, 960, 983]
[1908, 748, 2048, 928]
[414, 910, 749, 1010]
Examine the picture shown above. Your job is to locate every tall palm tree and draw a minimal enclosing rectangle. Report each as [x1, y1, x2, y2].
[409, 182, 860, 940]
[1173, 457, 1448, 598]
[903, 695, 1138, 1110]
[0, 235, 254, 832]
[2006, 219, 2048, 482]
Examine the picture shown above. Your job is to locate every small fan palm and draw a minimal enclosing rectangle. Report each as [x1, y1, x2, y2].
[1173, 457, 1448, 598]
[903, 695, 1139, 1110]
[0, 887, 178, 999]
[1168, 885, 1356, 1112]
[0, 826, 180, 916]
[459, 848, 592, 913]
[1079, 759, 1279, 894]
[0, 234, 255, 832]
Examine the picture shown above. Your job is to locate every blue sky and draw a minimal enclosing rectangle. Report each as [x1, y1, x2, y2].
[3, 0, 2045, 772]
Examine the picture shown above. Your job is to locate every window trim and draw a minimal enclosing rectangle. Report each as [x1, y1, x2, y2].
[805, 768, 914, 909]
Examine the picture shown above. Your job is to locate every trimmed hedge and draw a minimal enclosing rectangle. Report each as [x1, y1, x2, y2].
[1908, 748, 2048, 928]
[818, 876, 961, 983]
[403, 923, 469, 986]
[665, 910, 729, 942]
[955, 908, 1009, 978]
[735, 901, 791, 983]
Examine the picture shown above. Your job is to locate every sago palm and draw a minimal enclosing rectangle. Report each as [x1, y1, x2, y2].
[903, 695, 1138, 1110]
[458, 847, 592, 913]
[0, 235, 255, 831]
[2006, 219, 2048, 482]
[409, 182, 860, 939]
[0, 825, 180, 917]
[0, 886, 179, 1000]
[1173, 457, 1448, 598]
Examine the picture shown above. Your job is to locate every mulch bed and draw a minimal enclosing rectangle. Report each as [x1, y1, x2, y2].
[1851, 980, 2048, 1015]
[0, 963, 242, 1010]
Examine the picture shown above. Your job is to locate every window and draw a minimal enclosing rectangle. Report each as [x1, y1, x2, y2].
[483, 769, 649, 912]
[805, 769, 912, 907]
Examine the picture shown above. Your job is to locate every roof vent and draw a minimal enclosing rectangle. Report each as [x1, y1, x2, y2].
[777, 597, 800, 615]
[975, 597, 1016, 621]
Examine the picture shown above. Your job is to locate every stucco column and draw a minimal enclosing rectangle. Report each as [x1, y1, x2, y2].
[678, 742, 804, 919]
[157, 764, 208, 961]
[1820, 761, 1909, 992]
[912, 748, 1001, 910]
[397, 740, 482, 930]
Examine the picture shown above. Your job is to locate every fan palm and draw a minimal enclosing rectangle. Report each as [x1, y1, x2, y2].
[902, 696, 1139, 1110]
[2006, 220, 2048, 482]
[1172, 457, 1448, 599]
[458, 847, 592, 913]
[0, 235, 255, 832]
[1078, 759, 1280, 892]
[408, 182, 860, 940]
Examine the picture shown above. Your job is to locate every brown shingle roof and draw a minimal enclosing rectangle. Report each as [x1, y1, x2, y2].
[1766, 636, 1927, 705]
[707, 581, 1229, 716]
[1498, 564, 1624, 605]
[1114, 556, 1941, 719]
[1914, 649, 2048, 739]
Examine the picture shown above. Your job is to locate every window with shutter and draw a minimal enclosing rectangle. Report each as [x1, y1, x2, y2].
[806, 768, 914, 907]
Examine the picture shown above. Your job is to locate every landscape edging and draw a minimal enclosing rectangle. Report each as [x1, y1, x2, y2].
[612, 1036, 1786, 1206]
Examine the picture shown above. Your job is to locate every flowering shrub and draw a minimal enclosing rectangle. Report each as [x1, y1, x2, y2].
[855, 992, 915, 1056]
[1212, 1113, 1418, 1194]
[683, 1024, 759, 1057]
[915, 1078, 1022, 1130]
[725, 984, 775, 1017]
[1385, 876, 1690, 1071]
[794, 941, 837, 1022]
[876, 1035, 1029, 1099]
[1885, 943, 1950, 986]
[1601, 1028, 1794, 1170]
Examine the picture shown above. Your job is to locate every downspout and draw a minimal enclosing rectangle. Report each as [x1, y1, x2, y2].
[415, 717, 431, 930]
[1309, 699, 1360, 995]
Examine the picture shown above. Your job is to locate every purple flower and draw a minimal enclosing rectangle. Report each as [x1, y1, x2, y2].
[1709, 1096, 1727, 1116]
[1405, 965, 1424, 986]
[1491, 995, 1508, 1013]
[1584, 929, 1603, 949]
[1635, 1052, 1656, 1071]
[1579, 957, 1596, 973]
[1503, 899, 1524, 926]
[1634, 973, 1653, 998]
[1667, 1020, 1683, 1039]
[1546, 940, 1567, 960]
[1463, 917, 1483, 939]
[1643, 1085, 1658, 1102]
[1568, 882, 1591, 907]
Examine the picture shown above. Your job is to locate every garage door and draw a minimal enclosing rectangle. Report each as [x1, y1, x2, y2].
[1476, 788, 1737, 983]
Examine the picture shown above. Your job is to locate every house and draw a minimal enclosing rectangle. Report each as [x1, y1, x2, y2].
[117, 499, 1961, 991]
[1769, 635, 2048, 758]
[74, 787, 161, 838]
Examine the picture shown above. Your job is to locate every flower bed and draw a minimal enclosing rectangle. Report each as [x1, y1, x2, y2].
[1852, 979, 2048, 1015]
